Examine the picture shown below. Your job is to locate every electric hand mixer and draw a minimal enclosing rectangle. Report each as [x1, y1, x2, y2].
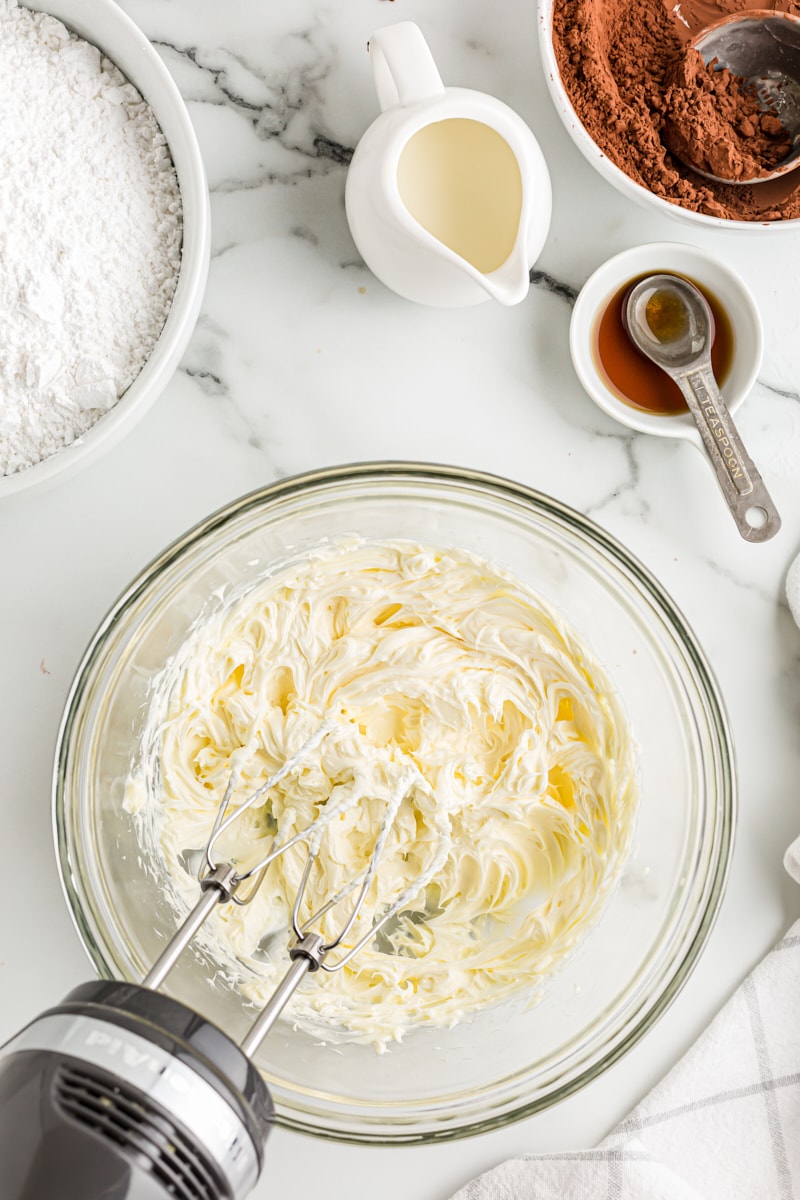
[0, 724, 436, 1199]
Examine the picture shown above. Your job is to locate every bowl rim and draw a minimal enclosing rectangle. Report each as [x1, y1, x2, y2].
[535, 0, 800, 232]
[0, 0, 211, 499]
[52, 461, 736, 1144]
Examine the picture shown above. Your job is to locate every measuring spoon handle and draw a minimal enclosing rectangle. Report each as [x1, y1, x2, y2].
[675, 366, 781, 543]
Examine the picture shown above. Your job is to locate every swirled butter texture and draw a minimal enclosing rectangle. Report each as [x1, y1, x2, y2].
[130, 540, 638, 1047]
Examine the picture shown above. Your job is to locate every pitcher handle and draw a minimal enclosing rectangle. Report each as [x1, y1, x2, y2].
[369, 22, 445, 111]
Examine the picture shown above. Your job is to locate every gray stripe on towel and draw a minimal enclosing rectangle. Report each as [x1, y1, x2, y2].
[743, 975, 793, 1199]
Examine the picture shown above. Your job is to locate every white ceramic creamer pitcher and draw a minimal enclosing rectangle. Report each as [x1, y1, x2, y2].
[345, 22, 552, 307]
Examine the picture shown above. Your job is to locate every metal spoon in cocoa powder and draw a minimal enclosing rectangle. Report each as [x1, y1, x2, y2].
[625, 274, 780, 542]
[669, 11, 800, 185]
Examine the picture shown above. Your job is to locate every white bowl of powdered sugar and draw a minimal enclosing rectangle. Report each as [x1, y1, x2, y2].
[0, 0, 210, 496]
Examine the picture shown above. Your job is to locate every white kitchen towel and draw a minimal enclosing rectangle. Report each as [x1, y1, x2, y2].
[787, 554, 800, 628]
[450, 843, 800, 1200]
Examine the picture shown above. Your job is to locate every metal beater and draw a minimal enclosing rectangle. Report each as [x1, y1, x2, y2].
[0, 723, 436, 1200]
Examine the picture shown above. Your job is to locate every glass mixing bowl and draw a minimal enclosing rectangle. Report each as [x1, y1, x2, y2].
[54, 463, 735, 1143]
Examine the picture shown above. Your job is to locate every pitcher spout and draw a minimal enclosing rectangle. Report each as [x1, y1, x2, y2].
[477, 248, 532, 307]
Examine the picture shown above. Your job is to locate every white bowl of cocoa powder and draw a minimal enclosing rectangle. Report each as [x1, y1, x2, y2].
[538, 0, 800, 229]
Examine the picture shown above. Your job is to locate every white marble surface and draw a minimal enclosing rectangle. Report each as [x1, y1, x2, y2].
[2, 0, 800, 1196]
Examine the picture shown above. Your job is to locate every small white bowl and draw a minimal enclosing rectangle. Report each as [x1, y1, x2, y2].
[537, 0, 800, 232]
[1, 0, 211, 499]
[569, 242, 763, 449]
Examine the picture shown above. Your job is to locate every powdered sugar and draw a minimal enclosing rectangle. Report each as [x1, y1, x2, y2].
[0, 1, 182, 476]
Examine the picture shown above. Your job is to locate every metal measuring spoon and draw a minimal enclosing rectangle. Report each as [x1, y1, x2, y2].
[625, 274, 780, 542]
[688, 12, 800, 184]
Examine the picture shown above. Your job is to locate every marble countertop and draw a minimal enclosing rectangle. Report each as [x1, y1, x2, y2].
[3, 0, 800, 1197]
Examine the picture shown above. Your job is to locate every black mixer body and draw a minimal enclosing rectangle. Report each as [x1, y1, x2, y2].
[0, 981, 273, 1200]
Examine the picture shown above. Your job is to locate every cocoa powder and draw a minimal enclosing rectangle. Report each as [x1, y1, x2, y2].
[662, 49, 792, 180]
[552, 0, 800, 220]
